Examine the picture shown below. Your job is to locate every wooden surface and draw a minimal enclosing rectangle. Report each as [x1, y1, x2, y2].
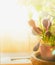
[1, 62, 32, 65]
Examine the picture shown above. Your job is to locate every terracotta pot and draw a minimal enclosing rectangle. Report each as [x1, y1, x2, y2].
[39, 44, 55, 61]
[31, 52, 55, 65]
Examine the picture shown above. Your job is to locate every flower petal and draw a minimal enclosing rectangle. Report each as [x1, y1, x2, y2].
[33, 27, 43, 35]
[45, 31, 51, 38]
[42, 19, 51, 30]
[28, 19, 36, 27]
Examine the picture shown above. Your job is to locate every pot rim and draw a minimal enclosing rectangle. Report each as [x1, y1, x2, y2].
[31, 51, 55, 63]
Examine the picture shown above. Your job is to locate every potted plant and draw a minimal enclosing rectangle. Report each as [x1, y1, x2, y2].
[28, 18, 55, 64]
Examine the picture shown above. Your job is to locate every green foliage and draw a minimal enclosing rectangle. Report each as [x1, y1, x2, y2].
[42, 32, 55, 46]
[28, 0, 55, 46]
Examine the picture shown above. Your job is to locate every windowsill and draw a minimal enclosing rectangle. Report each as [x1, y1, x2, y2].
[1, 58, 32, 65]
[0, 53, 32, 65]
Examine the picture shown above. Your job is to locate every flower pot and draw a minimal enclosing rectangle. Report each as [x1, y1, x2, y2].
[39, 44, 55, 61]
[31, 52, 55, 65]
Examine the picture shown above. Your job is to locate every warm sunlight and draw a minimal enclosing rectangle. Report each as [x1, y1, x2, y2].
[0, 0, 39, 41]
[0, 5, 29, 41]
[0, 0, 39, 53]
[0, 0, 55, 65]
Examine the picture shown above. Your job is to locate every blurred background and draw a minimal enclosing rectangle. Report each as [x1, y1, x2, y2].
[0, 0, 55, 54]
